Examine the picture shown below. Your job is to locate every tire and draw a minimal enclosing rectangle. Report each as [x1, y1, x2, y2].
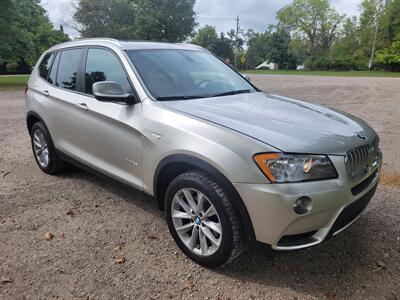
[30, 121, 67, 174]
[165, 170, 243, 267]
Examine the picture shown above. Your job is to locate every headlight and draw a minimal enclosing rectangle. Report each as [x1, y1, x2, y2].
[253, 153, 338, 183]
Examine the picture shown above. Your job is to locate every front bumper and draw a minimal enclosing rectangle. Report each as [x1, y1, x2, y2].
[234, 155, 380, 250]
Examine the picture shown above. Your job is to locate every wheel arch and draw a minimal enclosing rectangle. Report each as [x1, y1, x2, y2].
[26, 111, 45, 136]
[153, 154, 256, 240]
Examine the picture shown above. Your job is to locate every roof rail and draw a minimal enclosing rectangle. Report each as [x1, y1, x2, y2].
[74, 38, 122, 47]
[54, 38, 123, 48]
[175, 42, 205, 51]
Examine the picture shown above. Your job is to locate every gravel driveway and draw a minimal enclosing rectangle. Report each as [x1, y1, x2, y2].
[1, 75, 399, 299]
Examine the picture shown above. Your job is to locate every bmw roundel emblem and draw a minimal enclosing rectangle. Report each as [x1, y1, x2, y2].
[357, 132, 367, 140]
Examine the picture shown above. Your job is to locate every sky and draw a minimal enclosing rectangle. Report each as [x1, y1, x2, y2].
[41, 0, 363, 38]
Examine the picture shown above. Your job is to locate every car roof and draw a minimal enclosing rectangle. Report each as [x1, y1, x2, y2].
[48, 38, 206, 52]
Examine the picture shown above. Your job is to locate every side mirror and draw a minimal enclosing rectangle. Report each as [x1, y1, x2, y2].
[92, 81, 134, 104]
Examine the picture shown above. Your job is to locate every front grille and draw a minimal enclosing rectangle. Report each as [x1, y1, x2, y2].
[345, 138, 379, 181]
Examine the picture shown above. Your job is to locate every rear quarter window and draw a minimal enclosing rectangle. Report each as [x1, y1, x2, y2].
[48, 52, 60, 85]
[38, 52, 55, 80]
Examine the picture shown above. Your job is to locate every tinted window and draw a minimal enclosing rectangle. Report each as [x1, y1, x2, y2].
[56, 48, 83, 90]
[39, 52, 55, 80]
[85, 48, 132, 95]
[48, 52, 60, 85]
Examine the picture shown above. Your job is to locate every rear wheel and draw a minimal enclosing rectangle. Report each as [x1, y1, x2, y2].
[165, 170, 243, 267]
[30, 121, 67, 174]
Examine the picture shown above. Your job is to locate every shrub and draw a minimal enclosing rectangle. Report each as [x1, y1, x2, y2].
[375, 41, 400, 71]
[305, 55, 368, 71]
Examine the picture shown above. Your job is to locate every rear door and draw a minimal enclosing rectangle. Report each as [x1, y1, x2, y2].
[75, 47, 144, 189]
[35, 48, 85, 158]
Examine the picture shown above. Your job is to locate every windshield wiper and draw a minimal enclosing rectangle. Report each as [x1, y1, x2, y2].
[211, 89, 252, 98]
[156, 95, 207, 101]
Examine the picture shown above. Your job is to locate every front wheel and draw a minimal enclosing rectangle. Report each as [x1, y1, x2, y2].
[165, 171, 243, 267]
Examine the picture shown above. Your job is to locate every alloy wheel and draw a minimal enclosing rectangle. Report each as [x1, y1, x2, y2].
[171, 188, 222, 256]
[33, 129, 49, 168]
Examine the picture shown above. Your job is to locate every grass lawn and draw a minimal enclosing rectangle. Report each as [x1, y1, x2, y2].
[243, 69, 400, 78]
[0, 75, 29, 90]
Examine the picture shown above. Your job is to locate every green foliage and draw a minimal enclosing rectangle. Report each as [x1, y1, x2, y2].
[74, 0, 196, 42]
[277, 0, 343, 55]
[75, 0, 136, 39]
[380, 0, 400, 45]
[326, 17, 369, 71]
[0, 0, 69, 74]
[245, 32, 270, 68]
[192, 27, 234, 61]
[190, 25, 218, 50]
[134, 0, 196, 42]
[376, 40, 400, 71]
[212, 33, 234, 62]
[270, 0, 400, 71]
[358, 0, 386, 58]
[245, 27, 300, 69]
[305, 55, 368, 71]
[266, 28, 298, 69]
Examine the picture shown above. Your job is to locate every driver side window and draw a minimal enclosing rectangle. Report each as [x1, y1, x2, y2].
[85, 48, 133, 95]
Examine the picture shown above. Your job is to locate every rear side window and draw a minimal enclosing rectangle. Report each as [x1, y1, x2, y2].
[56, 48, 83, 91]
[39, 52, 55, 80]
[84, 48, 133, 95]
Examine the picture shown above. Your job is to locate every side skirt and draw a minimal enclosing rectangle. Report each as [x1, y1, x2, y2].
[55, 150, 155, 201]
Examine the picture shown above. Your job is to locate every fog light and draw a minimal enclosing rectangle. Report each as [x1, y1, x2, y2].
[293, 196, 312, 215]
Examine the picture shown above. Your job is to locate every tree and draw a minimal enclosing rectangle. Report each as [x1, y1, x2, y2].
[74, 0, 196, 42]
[376, 40, 400, 71]
[245, 31, 270, 68]
[132, 0, 196, 42]
[246, 26, 300, 70]
[380, 0, 400, 44]
[191, 25, 218, 50]
[212, 33, 234, 62]
[334, 17, 360, 57]
[74, 0, 136, 39]
[0, 0, 69, 73]
[266, 27, 298, 69]
[277, 0, 343, 55]
[191, 27, 234, 62]
[0, 0, 18, 70]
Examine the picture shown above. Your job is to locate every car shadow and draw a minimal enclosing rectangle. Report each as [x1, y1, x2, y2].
[55, 165, 162, 219]
[56, 166, 389, 298]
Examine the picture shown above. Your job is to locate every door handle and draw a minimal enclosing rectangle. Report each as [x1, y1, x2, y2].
[42, 90, 50, 97]
[75, 103, 89, 111]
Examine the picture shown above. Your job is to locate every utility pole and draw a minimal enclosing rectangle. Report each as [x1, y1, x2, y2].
[369, 0, 384, 70]
[235, 16, 240, 68]
[368, 16, 379, 70]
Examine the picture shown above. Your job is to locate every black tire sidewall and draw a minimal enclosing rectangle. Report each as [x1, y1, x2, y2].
[165, 172, 236, 267]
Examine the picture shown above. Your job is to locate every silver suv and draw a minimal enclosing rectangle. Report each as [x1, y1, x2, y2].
[25, 39, 382, 267]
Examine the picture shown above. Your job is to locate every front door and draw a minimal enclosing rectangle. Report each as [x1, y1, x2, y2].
[75, 47, 144, 189]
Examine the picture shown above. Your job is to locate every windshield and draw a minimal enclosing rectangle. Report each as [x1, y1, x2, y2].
[126, 49, 255, 100]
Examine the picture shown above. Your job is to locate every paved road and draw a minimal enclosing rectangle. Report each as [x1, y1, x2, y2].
[0, 76, 399, 299]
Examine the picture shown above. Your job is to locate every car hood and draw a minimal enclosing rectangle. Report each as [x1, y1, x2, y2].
[161, 92, 376, 155]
